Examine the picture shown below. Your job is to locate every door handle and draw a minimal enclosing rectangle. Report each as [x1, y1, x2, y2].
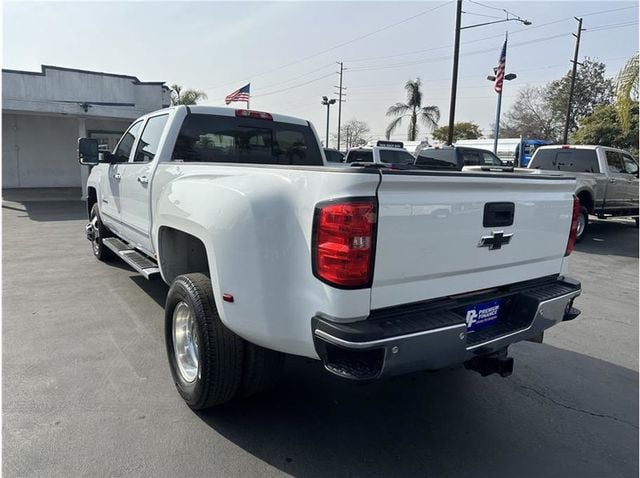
[608, 178, 617, 183]
[113, 173, 121, 180]
[137, 176, 149, 184]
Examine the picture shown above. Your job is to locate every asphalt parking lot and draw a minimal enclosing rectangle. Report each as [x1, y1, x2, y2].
[3, 195, 638, 477]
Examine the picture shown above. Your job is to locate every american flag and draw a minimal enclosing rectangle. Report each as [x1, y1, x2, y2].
[225, 83, 250, 105]
[494, 37, 507, 94]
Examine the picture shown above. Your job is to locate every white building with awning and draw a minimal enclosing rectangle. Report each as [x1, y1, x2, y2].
[2, 65, 170, 192]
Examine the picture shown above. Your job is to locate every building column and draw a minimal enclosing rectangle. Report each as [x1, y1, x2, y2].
[78, 117, 88, 200]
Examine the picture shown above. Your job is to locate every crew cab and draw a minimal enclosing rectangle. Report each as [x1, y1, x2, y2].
[529, 145, 639, 240]
[344, 140, 416, 166]
[78, 106, 582, 409]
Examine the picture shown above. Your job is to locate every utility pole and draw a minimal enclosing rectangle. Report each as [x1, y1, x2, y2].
[335, 62, 346, 150]
[446, 0, 463, 145]
[563, 17, 584, 144]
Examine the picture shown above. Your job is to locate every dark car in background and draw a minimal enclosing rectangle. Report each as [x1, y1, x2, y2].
[323, 148, 345, 163]
[414, 146, 505, 171]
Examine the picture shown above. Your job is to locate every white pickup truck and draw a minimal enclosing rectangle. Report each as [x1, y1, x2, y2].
[78, 106, 582, 409]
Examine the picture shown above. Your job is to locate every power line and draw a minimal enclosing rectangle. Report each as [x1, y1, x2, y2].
[203, 1, 451, 91]
[586, 20, 639, 32]
[343, 4, 638, 65]
[251, 73, 335, 98]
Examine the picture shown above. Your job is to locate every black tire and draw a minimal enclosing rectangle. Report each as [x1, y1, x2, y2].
[165, 273, 244, 409]
[240, 342, 285, 398]
[89, 203, 114, 261]
[575, 206, 588, 243]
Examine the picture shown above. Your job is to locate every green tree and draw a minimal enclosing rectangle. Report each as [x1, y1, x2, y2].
[432, 122, 482, 142]
[546, 58, 614, 136]
[170, 84, 208, 105]
[572, 103, 638, 155]
[615, 53, 639, 130]
[385, 78, 440, 141]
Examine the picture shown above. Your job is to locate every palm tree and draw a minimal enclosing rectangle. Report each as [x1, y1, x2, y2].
[385, 78, 440, 140]
[615, 53, 639, 130]
[170, 84, 208, 105]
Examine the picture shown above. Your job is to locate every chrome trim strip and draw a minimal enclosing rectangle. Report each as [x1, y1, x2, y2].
[465, 290, 581, 351]
[314, 323, 466, 350]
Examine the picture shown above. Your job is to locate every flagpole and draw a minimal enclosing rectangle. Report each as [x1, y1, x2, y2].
[493, 32, 507, 155]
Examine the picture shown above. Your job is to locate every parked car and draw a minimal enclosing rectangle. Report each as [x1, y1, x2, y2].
[455, 138, 553, 167]
[323, 148, 344, 163]
[78, 105, 582, 410]
[344, 140, 416, 165]
[528, 145, 639, 241]
[414, 145, 505, 170]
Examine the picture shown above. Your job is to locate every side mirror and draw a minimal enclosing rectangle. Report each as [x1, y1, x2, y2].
[78, 138, 99, 165]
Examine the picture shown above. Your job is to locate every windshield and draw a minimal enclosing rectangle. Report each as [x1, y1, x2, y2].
[172, 114, 323, 166]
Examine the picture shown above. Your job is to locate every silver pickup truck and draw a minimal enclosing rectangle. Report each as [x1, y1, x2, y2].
[529, 145, 639, 241]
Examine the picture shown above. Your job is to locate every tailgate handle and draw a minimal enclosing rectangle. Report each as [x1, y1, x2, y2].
[483, 202, 514, 227]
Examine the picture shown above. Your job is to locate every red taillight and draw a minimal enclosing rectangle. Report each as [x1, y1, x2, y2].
[312, 199, 377, 288]
[565, 195, 581, 256]
[561, 145, 571, 149]
[235, 109, 273, 120]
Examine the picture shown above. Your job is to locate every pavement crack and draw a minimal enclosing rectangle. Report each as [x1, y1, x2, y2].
[518, 384, 638, 429]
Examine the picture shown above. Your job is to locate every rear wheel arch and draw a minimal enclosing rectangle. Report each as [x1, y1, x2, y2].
[157, 226, 211, 284]
[576, 190, 594, 214]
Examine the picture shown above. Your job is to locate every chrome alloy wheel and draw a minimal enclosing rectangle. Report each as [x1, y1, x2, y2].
[89, 213, 100, 255]
[172, 301, 200, 383]
[576, 212, 586, 238]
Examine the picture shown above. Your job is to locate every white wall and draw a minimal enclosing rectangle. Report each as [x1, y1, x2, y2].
[2, 113, 131, 188]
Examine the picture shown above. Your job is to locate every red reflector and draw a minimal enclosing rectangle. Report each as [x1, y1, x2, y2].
[312, 199, 377, 288]
[565, 196, 581, 256]
[223, 293, 234, 303]
[235, 109, 273, 120]
[561, 145, 571, 149]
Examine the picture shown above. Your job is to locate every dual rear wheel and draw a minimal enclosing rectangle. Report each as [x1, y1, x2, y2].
[165, 273, 284, 409]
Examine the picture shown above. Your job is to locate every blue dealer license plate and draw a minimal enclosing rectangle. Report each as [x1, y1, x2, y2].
[465, 299, 502, 332]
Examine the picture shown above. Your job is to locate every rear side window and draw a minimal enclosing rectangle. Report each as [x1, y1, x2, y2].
[346, 150, 374, 163]
[415, 149, 460, 170]
[172, 114, 322, 166]
[530, 149, 600, 173]
[134, 114, 169, 163]
[605, 151, 624, 173]
[379, 149, 415, 164]
[622, 154, 638, 175]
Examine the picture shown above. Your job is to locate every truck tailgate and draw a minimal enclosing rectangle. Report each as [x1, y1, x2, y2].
[372, 170, 575, 309]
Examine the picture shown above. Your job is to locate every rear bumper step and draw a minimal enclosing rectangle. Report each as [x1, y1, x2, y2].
[313, 277, 581, 380]
[102, 237, 160, 280]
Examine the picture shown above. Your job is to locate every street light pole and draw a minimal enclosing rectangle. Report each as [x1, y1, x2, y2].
[487, 71, 517, 155]
[321, 96, 336, 148]
[446, 0, 463, 146]
[446, 1, 531, 146]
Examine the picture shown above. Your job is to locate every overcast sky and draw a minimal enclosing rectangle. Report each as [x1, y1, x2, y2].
[3, 1, 638, 144]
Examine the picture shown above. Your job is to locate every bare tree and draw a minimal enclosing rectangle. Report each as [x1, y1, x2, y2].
[333, 119, 371, 150]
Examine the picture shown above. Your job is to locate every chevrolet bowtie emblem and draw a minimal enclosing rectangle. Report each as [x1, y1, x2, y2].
[478, 231, 513, 250]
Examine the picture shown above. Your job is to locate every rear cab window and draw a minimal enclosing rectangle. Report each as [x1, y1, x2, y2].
[172, 114, 323, 166]
[530, 149, 600, 173]
[415, 149, 460, 170]
[378, 149, 415, 165]
[346, 150, 374, 163]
